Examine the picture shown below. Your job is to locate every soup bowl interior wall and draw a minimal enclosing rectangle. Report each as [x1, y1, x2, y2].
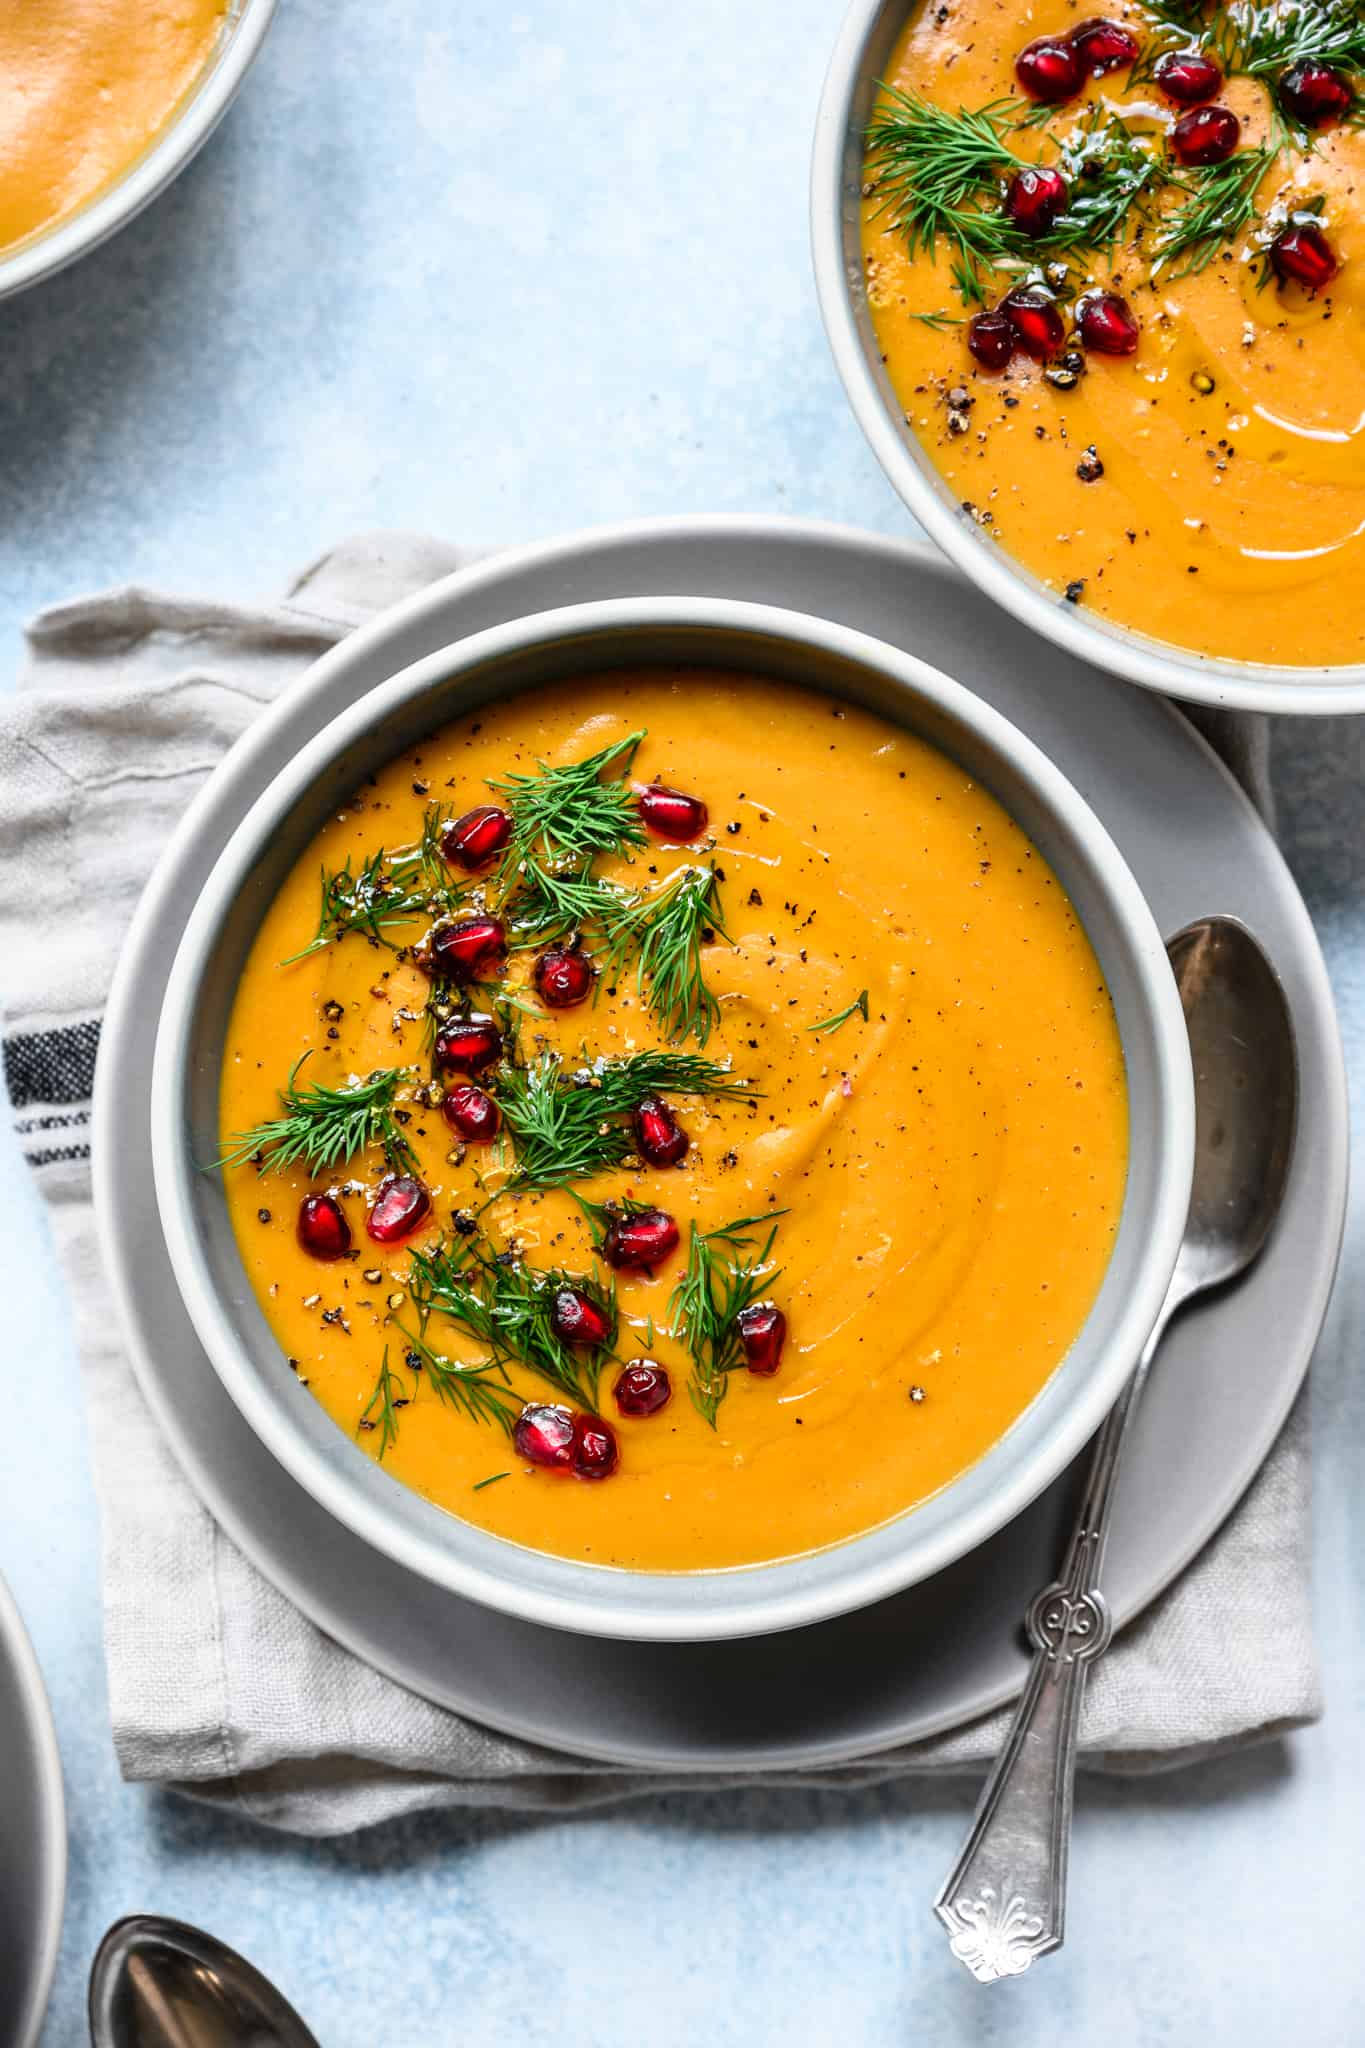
[810, 0, 1365, 716]
[152, 598, 1194, 1642]
[0, 0, 277, 302]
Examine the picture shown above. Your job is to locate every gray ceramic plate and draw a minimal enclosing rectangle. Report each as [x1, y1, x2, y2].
[0, 1571, 66, 2048]
[94, 518, 1347, 1769]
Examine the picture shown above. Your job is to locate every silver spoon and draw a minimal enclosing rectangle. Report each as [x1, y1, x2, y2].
[934, 915, 1298, 1984]
[89, 1915, 321, 2048]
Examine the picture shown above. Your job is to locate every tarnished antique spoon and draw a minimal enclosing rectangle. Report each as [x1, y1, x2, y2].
[89, 1915, 321, 2048]
[934, 916, 1298, 1983]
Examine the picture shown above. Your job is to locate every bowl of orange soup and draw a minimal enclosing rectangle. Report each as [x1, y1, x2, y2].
[150, 598, 1193, 1640]
[813, 0, 1365, 713]
[0, 0, 274, 300]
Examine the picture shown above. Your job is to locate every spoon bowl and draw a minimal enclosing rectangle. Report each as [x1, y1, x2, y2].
[89, 1916, 320, 2048]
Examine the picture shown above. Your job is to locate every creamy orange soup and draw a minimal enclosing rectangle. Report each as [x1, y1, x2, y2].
[219, 672, 1128, 1572]
[0, 0, 228, 256]
[862, 0, 1365, 668]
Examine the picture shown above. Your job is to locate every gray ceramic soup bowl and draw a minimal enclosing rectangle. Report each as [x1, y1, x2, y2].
[151, 597, 1194, 1642]
[810, 0, 1365, 715]
[0, 0, 275, 303]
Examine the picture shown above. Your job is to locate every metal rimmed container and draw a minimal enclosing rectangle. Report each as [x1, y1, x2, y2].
[150, 595, 1194, 1642]
[810, 0, 1365, 716]
[0, 0, 276, 303]
[0, 1571, 66, 2048]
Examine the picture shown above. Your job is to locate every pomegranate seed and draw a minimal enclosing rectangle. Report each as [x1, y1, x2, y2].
[515, 1403, 575, 1469]
[433, 1014, 503, 1075]
[1015, 35, 1083, 101]
[1002, 288, 1065, 360]
[1070, 17, 1139, 74]
[613, 1362, 672, 1417]
[442, 1083, 501, 1141]
[1003, 165, 1070, 236]
[428, 915, 506, 984]
[297, 1193, 350, 1261]
[633, 1096, 689, 1167]
[549, 1287, 613, 1349]
[967, 309, 1015, 372]
[1170, 104, 1240, 165]
[441, 805, 512, 871]
[1279, 59, 1352, 127]
[1269, 221, 1338, 291]
[366, 1174, 431, 1245]
[602, 1208, 680, 1272]
[638, 784, 709, 841]
[571, 1414, 619, 1481]
[1153, 49, 1222, 103]
[736, 1302, 787, 1376]
[534, 946, 596, 1009]
[1077, 290, 1140, 356]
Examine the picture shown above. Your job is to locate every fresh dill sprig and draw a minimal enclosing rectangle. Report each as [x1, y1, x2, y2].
[282, 845, 441, 961]
[604, 864, 730, 1046]
[912, 309, 964, 330]
[406, 1239, 613, 1412]
[865, 89, 1027, 300]
[357, 1348, 409, 1460]
[490, 732, 646, 878]
[669, 1211, 786, 1428]
[1153, 143, 1280, 274]
[498, 1047, 752, 1190]
[473, 1471, 510, 1491]
[397, 1319, 522, 1433]
[1216, 0, 1365, 82]
[216, 1057, 417, 1176]
[808, 990, 870, 1034]
[505, 864, 633, 947]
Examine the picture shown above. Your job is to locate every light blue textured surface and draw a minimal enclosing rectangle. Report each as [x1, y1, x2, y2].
[1, 2, 1363, 2041]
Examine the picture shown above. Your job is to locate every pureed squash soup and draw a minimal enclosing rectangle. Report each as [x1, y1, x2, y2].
[0, 0, 229, 257]
[861, 0, 1365, 668]
[218, 671, 1128, 1572]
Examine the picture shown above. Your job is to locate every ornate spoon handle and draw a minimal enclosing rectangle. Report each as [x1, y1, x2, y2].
[933, 1329, 1160, 1983]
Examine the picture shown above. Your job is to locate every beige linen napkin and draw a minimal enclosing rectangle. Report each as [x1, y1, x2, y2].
[0, 532, 1318, 1836]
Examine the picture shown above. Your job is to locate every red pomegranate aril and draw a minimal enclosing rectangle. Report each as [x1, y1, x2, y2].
[1153, 48, 1222, 103]
[638, 784, 709, 842]
[433, 1014, 502, 1075]
[1004, 165, 1070, 236]
[428, 915, 506, 985]
[613, 1362, 672, 1418]
[1077, 289, 1140, 356]
[1015, 35, 1083, 102]
[440, 805, 512, 872]
[1002, 288, 1065, 360]
[736, 1302, 787, 1376]
[514, 1403, 575, 1469]
[633, 1095, 689, 1167]
[967, 309, 1015, 372]
[534, 946, 596, 1009]
[441, 1083, 501, 1142]
[1070, 17, 1140, 75]
[1279, 59, 1352, 128]
[1170, 104, 1240, 166]
[571, 1414, 619, 1481]
[297, 1193, 350, 1261]
[550, 1287, 613, 1349]
[366, 1174, 431, 1245]
[602, 1208, 680, 1272]
[1270, 221, 1338, 291]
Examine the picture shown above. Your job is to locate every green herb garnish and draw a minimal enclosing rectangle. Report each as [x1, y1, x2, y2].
[357, 1349, 408, 1460]
[473, 1471, 510, 1491]
[604, 864, 730, 1046]
[491, 732, 646, 877]
[406, 1238, 614, 1412]
[216, 1057, 417, 1176]
[808, 990, 870, 1034]
[1153, 143, 1280, 273]
[397, 1318, 522, 1433]
[669, 1211, 786, 1428]
[499, 1047, 751, 1190]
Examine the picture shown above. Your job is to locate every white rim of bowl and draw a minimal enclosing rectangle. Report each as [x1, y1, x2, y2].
[0, 0, 277, 302]
[151, 594, 1194, 1641]
[810, 0, 1365, 716]
[0, 1572, 66, 2048]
